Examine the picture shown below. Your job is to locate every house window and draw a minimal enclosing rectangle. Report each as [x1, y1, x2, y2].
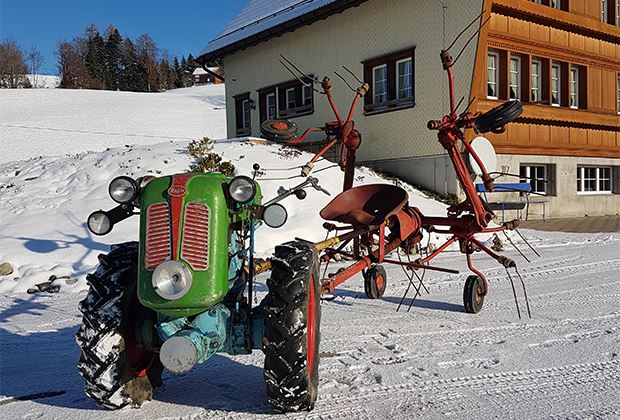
[509, 56, 521, 100]
[551, 63, 561, 106]
[234, 93, 251, 136]
[286, 88, 296, 110]
[602, 0, 608, 22]
[273, 77, 314, 118]
[363, 47, 416, 114]
[397, 58, 413, 99]
[570, 67, 579, 109]
[302, 84, 313, 107]
[520, 165, 548, 194]
[552, 0, 562, 9]
[487, 51, 499, 99]
[266, 92, 277, 120]
[531, 59, 542, 102]
[372, 64, 388, 104]
[577, 166, 612, 193]
[617, 73, 620, 114]
[617, 0, 620, 26]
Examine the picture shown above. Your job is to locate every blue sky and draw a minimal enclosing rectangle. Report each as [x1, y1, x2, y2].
[0, 0, 248, 74]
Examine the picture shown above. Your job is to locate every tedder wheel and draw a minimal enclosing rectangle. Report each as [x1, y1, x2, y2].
[463, 274, 486, 314]
[75, 242, 162, 409]
[263, 241, 321, 412]
[363, 264, 387, 299]
[474, 100, 523, 134]
[260, 119, 299, 142]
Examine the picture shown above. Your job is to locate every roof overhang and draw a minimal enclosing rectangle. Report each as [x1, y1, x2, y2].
[197, 0, 368, 65]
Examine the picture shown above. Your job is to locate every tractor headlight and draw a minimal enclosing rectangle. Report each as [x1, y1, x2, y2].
[152, 261, 193, 300]
[228, 176, 256, 204]
[109, 176, 138, 204]
[87, 211, 112, 236]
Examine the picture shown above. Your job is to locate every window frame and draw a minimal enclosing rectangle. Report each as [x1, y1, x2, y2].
[509, 55, 521, 101]
[396, 57, 413, 100]
[617, 73, 620, 114]
[577, 166, 613, 194]
[487, 51, 500, 100]
[234, 92, 251, 137]
[266, 92, 277, 120]
[531, 59, 542, 103]
[372, 64, 388, 105]
[570, 66, 579, 109]
[551, 63, 561, 107]
[520, 164, 548, 195]
[363, 47, 416, 115]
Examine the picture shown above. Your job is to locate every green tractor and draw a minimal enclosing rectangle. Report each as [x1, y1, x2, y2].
[76, 169, 328, 412]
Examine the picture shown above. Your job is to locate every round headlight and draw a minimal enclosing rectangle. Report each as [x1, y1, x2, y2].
[228, 176, 256, 204]
[109, 176, 138, 204]
[263, 203, 288, 228]
[152, 261, 193, 300]
[87, 211, 112, 236]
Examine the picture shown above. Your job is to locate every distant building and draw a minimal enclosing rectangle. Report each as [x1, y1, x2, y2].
[193, 67, 223, 85]
[197, 0, 620, 218]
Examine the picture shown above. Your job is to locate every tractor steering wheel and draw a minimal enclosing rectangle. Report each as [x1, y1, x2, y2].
[474, 100, 523, 134]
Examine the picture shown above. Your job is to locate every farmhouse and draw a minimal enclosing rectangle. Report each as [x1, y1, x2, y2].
[197, 0, 620, 218]
[192, 67, 223, 85]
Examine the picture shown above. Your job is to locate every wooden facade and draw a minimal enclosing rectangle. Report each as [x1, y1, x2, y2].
[471, 0, 620, 159]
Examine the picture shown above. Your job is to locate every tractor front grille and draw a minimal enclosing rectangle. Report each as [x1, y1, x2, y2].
[181, 202, 210, 270]
[145, 202, 171, 269]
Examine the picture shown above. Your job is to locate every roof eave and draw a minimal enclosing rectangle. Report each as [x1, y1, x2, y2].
[197, 0, 368, 64]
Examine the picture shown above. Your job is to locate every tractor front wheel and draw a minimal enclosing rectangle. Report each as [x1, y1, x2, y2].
[75, 242, 162, 409]
[263, 241, 321, 412]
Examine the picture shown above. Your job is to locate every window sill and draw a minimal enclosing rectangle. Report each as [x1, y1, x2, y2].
[364, 99, 415, 116]
[576, 191, 612, 196]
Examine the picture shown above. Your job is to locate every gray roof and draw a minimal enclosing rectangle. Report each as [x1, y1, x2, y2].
[197, 0, 367, 62]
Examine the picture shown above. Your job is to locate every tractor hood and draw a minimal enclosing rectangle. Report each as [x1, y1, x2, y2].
[137, 173, 245, 318]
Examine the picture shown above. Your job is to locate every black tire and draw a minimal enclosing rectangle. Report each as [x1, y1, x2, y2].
[75, 242, 162, 409]
[463, 275, 485, 314]
[263, 241, 321, 412]
[260, 119, 299, 142]
[363, 264, 387, 299]
[475, 100, 523, 134]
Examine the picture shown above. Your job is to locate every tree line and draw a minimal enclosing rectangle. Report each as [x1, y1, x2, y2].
[0, 41, 43, 88]
[57, 24, 206, 91]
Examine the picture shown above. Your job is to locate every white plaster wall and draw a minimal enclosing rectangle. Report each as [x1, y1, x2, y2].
[221, 0, 485, 194]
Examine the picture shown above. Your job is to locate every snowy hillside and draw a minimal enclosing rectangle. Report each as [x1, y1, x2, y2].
[0, 84, 445, 293]
[27, 74, 60, 89]
[1, 84, 618, 420]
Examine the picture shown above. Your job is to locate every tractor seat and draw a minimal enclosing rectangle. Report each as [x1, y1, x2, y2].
[320, 184, 409, 226]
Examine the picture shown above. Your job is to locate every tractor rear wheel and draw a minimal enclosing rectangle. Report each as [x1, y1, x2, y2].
[463, 274, 485, 314]
[263, 241, 321, 412]
[75, 242, 162, 409]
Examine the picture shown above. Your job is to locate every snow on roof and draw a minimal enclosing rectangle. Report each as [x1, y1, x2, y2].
[193, 67, 219, 75]
[198, 0, 358, 60]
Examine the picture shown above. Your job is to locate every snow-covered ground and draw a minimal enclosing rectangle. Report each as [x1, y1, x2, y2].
[0, 84, 618, 419]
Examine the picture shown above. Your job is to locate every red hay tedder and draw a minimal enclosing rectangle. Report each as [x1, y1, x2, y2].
[259, 13, 535, 318]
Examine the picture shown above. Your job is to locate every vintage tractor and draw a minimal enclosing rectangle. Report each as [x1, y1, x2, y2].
[77, 173, 328, 411]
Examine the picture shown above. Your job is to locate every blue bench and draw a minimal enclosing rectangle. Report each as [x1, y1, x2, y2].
[475, 183, 543, 222]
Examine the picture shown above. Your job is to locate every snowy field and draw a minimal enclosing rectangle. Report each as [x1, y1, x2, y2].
[0, 85, 619, 419]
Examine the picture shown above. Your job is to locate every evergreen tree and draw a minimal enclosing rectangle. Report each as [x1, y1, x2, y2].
[84, 25, 105, 88]
[173, 57, 183, 89]
[103, 26, 122, 90]
[157, 56, 173, 91]
[136, 34, 158, 92]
